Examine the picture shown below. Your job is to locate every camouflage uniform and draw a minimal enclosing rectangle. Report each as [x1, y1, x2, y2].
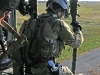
[12, 0, 83, 74]
[0, 0, 83, 75]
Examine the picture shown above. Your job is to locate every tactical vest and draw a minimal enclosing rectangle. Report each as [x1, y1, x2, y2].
[20, 14, 65, 62]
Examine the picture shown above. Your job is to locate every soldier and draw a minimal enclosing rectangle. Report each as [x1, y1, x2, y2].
[0, 0, 84, 75]
[0, 0, 20, 53]
[11, 0, 84, 75]
[0, 11, 11, 53]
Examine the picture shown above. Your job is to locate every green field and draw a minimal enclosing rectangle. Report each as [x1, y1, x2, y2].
[17, 2, 100, 61]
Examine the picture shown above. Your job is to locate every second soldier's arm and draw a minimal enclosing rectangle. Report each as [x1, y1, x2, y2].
[0, 0, 20, 18]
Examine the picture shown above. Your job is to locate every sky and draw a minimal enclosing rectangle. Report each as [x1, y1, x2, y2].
[38, 0, 100, 1]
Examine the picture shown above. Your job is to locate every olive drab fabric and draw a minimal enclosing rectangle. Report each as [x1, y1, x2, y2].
[11, 4, 84, 74]
[27, 14, 66, 59]
[19, 14, 66, 60]
[12, 14, 73, 75]
[12, 13, 83, 75]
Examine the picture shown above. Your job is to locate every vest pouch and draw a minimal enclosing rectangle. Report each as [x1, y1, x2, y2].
[29, 39, 39, 59]
[40, 39, 53, 59]
[30, 62, 50, 75]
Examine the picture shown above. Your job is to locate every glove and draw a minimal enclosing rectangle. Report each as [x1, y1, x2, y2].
[0, 16, 4, 22]
[70, 20, 82, 33]
[0, 11, 10, 22]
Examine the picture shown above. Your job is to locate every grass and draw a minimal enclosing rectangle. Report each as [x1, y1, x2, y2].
[16, 2, 100, 61]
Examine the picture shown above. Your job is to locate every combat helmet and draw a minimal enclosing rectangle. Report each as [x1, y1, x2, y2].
[46, 0, 69, 18]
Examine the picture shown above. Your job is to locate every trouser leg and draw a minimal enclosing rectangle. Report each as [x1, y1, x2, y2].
[12, 49, 24, 75]
[13, 60, 23, 75]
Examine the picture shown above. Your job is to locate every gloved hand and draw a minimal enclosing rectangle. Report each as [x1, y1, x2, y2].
[70, 20, 82, 33]
[0, 11, 10, 22]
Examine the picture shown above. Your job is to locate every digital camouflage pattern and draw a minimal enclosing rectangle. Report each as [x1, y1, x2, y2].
[0, 0, 83, 75]
[12, 12, 83, 75]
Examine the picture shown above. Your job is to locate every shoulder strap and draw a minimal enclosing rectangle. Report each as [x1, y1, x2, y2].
[19, 18, 31, 34]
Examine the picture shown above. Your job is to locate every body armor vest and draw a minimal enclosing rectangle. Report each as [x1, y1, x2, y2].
[20, 14, 65, 62]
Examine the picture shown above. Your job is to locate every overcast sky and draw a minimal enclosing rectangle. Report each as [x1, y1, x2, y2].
[38, 0, 100, 1]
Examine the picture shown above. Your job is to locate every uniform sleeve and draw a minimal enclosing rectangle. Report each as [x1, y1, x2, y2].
[60, 20, 84, 48]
